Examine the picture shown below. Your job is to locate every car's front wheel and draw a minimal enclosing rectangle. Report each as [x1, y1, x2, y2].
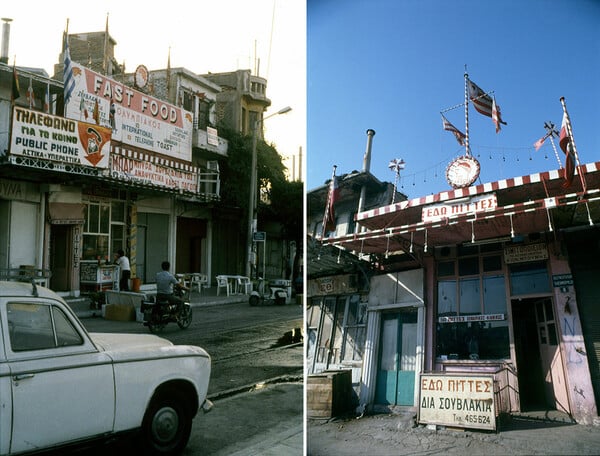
[141, 390, 192, 455]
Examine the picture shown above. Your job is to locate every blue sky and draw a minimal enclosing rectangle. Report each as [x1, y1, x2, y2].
[307, 0, 600, 199]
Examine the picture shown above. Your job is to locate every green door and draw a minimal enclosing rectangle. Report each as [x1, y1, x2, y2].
[375, 311, 418, 406]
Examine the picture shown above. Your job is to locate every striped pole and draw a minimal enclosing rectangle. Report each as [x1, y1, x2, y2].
[464, 69, 470, 157]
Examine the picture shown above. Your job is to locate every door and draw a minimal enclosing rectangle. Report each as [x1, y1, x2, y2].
[50, 225, 71, 291]
[375, 310, 417, 406]
[512, 298, 569, 412]
[137, 225, 147, 283]
[534, 298, 570, 413]
[7, 301, 114, 452]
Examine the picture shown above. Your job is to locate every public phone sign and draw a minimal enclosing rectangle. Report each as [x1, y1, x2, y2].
[418, 373, 496, 431]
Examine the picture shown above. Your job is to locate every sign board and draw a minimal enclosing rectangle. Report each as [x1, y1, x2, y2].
[553, 274, 573, 287]
[419, 373, 496, 431]
[11, 107, 111, 169]
[438, 313, 505, 324]
[422, 193, 497, 223]
[110, 153, 198, 193]
[253, 231, 266, 242]
[65, 63, 193, 162]
[504, 243, 548, 264]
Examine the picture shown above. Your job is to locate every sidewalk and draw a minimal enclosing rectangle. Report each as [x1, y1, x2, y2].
[66, 285, 251, 318]
[308, 409, 600, 455]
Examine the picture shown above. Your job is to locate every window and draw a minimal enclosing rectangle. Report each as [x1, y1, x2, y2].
[536, 298, 558, 345]
[436, 247, 509, 360]
[83, 198, 128, 261]
[110, 200, 127, 256]
[310, 294, 367, 372]
[509, 261, 550, 295]
[7, 302, 83, 351]
[341, 295, 367, 362]
[83, 200, 111, 260]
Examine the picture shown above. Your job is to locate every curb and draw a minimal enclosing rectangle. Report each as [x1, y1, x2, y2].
[208, 373, 304, 402]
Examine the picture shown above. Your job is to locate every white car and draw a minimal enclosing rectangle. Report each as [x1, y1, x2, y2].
[0, 281, 212, 455]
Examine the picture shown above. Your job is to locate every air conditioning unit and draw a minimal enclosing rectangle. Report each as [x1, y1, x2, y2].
[207, 161, 219, 172]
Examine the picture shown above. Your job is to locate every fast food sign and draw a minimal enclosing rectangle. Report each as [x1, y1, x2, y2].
[418, 373, 496, 430]
[65, 62, 192, 162]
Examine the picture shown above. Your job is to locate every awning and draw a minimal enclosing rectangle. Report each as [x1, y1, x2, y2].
[321, 161, 600, 255]
[47, 202, 85, 224]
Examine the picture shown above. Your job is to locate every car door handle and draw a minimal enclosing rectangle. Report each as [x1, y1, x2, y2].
[13, 374, 35, 381]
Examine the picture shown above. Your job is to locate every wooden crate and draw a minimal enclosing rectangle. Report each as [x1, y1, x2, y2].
[307, 370, 352, 418]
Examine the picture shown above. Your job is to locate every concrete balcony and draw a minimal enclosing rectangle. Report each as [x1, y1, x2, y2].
[193, 128, 228, 158]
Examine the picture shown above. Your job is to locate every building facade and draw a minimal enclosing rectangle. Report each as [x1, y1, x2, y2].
[0, 27, 233, 295]
[308, 152, 600, 425]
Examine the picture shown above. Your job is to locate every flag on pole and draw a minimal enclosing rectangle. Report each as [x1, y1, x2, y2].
[63, 32, 76, 105]
[467, 79, 494, 118]
[322, 167, 339, 236]
[441, 114, 466, 146]
[11, 64, 20, 101]
[492, 97, 505, 133]
[26, 77, 35, 109]
[559, 112, 575, 188]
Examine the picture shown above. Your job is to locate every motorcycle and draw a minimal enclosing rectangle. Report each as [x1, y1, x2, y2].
[141, 286, 192, 333]
[249, 277, 289, 306]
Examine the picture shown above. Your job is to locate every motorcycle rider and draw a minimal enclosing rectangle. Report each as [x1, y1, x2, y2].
[155, 261, 188, 312]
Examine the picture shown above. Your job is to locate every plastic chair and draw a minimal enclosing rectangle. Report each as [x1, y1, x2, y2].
[237, 276, 252, 294]
[216, 276, 231, 296]
[189, 274, 203, 295]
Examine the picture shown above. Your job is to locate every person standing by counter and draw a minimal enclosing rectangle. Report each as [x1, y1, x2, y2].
[114, 249, 131, 291]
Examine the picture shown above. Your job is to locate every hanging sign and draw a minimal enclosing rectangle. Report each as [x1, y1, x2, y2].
[446, 155, 480, 188]
[419, 373, 496, 431]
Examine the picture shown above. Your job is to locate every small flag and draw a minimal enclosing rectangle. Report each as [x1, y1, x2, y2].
[559, 112, 575, 188]
[441, 114, 466, 146]
[12, 64, 20, 101]
[492, 97, 505, 133]
[533, 135, 547, 151]
[93, 99, 100, 124]
[79, 96, 88, 119]
[467, 79, 494, 118]
[26, 77, 35, 109]
[44, 83, 50, 113]
[322, 167, 339, 236]
[63, 32, 76, 105]
[109, 100, 116, 129]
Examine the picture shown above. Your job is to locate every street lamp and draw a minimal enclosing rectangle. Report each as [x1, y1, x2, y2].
[246, 106, 292, 278]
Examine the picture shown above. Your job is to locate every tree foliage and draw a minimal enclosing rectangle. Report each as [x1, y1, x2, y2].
[217, 127, 302, 243]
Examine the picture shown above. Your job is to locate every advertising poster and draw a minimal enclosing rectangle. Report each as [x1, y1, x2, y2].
[10, 107, 111, 169]
[65, 62, 192, 162]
